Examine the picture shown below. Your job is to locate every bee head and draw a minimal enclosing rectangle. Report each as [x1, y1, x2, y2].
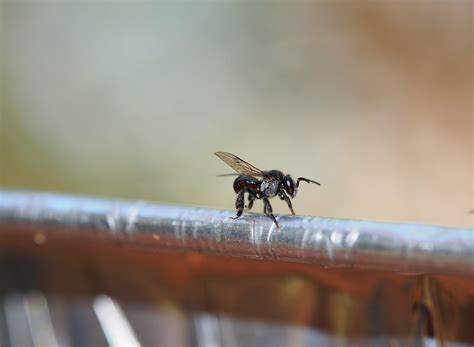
[283, 175, 297, 198]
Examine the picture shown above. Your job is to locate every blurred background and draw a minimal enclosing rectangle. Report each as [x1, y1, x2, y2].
[1, 2, 472, 227]
[0, 2, 473, 346]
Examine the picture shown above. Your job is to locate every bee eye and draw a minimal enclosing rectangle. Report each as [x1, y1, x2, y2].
[283, 175, 296, 196]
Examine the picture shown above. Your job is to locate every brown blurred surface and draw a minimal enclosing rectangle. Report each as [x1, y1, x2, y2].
[1, 224, 473, 346]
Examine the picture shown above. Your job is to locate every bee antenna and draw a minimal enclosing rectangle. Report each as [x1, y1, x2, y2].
[296, 177, 321, 188]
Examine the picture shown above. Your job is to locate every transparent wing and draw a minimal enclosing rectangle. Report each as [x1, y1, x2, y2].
[214, 152, 265, 176]
[216, 173, 241, 177]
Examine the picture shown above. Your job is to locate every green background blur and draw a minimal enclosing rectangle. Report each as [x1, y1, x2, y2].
[0, 1, 472, 228]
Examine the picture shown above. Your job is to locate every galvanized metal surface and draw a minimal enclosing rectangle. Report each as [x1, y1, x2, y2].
[0, 190, 472, 277]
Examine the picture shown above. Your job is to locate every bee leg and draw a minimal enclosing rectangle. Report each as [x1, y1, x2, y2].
[279, 192, 295, 215]
[231, 190, 245, 220]
[263, 198, 279, 229]
[247, 194, 255, 211]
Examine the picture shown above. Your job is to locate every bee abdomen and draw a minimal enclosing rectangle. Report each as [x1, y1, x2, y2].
[233, 175, 260, 194]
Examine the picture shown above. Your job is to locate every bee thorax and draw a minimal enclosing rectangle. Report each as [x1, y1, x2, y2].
[260, 179, 279, 197]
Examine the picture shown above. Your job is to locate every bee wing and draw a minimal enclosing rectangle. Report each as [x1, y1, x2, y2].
[214, 151, 265, 176]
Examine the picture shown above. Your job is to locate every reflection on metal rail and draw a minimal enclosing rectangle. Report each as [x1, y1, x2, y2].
[0, 190, 472, 277]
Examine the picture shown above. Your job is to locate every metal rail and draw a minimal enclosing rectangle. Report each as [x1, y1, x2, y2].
[0, 190, 472, 277]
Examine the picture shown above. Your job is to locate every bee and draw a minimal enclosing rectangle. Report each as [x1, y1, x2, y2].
[215, 151, 320, 228]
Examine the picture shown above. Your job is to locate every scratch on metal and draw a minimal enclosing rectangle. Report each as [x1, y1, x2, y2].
[324, 232, 334, 262]
[266, 221, 276, 260]
[125, 204, 141, 233]
[250, 220, 262, 258]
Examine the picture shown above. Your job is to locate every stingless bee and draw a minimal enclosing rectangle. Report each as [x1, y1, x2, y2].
[215, 151, 320, 228]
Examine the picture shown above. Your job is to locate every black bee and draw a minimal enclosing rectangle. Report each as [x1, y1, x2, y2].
[215, 151, 320, 228]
